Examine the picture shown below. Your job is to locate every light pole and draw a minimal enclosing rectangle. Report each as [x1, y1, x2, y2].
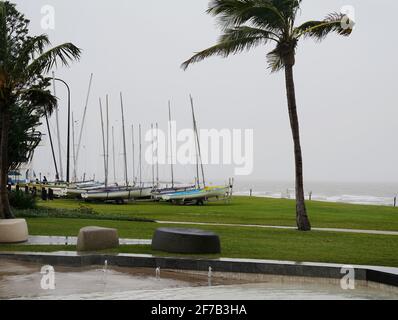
[53, 78, 71, 183]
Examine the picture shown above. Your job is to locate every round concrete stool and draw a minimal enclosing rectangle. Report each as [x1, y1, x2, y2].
[152, 228, 221, 254]
[0, 219, 29, 243]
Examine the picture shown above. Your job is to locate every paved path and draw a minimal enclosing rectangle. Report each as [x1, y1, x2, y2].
[26, 236, 151, 246]
[156, 221, 398, 236]
[23, 225, 398, 247]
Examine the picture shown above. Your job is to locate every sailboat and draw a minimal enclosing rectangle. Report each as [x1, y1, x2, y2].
[132, 123, 154, 199]
[82, 93, 152, 202]
[64, 180, 104, 198]
[161, 186, 231, 204]
[159, 96, 233, 204]
[151, 101, 197, 200]
[81, 184, 152, 201]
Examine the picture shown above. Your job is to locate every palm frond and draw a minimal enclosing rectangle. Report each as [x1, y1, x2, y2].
[22, 35, 51, 57]
[294, 12, 353, 41]
[220, 25, 279, 42]
[27, 42, 81, 75]
[266, 37, 297, 72]
[19, 87, 57, 115]
[7, 102, 43, 169]
[12, 35, 51, 76]
[207, 0, 287, 31]
[182, 28, 270, 70]
[266, 46, 284, 72]
[270, 0, 302, 21]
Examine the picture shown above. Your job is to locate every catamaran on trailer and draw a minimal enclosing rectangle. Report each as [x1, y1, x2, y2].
[160, 185, 232, 204]
[81, 185, 153, 202]
[157, 96, 233, 205]
[80, 93, 154, 202]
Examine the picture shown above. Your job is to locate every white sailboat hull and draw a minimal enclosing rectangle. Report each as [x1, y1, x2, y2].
[81, 187, 153, 201]
[64, 183, 105, 197]
[161, 187, 229, 201]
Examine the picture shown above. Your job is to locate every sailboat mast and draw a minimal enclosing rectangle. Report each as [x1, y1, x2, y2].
[52, 72, 63, 180]
[191, 99, 200, 189]
[99, 98, 107, 187]
[156, 122, 159, 187]
[131, 124, 135, 185]
[151, 123, 155, 186]
[72, 112, 77, 182]
[112, 126, 116, 182]
[75, 73, 93, 174]
[139, 124, 142, 187]
[106, 95, 110, 187]
[190, 95, 206, 188]
[168, 101, 175, 188]
[120, 92, 128, 186]
[44, 111, 59, 180]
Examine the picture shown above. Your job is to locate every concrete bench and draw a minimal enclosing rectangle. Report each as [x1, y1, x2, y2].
[0, 219, 29, 243]
[152, 227, 221, 254]
[77, 226, 119, 252]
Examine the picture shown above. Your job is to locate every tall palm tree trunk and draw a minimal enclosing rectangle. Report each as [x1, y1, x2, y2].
[284, 56, 311, 231]
[0, 108, 14, 219]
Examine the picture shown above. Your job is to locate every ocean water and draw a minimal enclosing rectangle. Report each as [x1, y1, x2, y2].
[231, 180, 398, 207]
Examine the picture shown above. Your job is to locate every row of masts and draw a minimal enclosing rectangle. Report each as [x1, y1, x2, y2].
[190, 94, 206, 189]
[48, 73, 93, 182]
[97, 94, 204, 189]
[131, 122, 159, 187]
[48, 73, 205, 188]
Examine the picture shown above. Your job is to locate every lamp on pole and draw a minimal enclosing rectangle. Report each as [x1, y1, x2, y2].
[53, 78, 71, 183]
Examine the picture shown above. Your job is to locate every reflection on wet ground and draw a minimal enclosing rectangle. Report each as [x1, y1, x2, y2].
[0, 260, 397, 300]
[25, 235, 151, 245]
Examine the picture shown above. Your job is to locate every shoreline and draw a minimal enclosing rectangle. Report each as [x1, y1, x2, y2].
[234, 192, 397, 207]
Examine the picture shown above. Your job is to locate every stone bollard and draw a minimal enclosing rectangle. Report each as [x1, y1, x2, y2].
[77, 226, 119, 251]
[25, 185, 29, 194]
[16, 184, 20, 192]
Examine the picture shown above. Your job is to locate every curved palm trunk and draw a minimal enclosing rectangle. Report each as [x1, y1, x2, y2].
[0, 108, 14, 219]
[284, 59, 311, 231]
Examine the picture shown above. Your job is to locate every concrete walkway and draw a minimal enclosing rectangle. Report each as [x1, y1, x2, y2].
[156, 220, 398, 236]
[26, 236, 151, 246]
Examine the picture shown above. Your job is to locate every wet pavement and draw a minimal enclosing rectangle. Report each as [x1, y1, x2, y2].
[25, 236, 151, 246]
[0, 259, 397, 300]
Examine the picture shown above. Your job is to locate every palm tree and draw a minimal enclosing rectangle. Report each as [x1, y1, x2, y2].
[182, 0, 353, 231]
[0, 1, 81, 219]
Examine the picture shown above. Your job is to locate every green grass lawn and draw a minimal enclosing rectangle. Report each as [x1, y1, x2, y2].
[36, 196, 398, 231]
[2, 196, 398, 268]
[1, 217, 398, 267]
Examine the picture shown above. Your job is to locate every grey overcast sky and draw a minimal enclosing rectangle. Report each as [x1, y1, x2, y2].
[13, 0, 398, 184]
